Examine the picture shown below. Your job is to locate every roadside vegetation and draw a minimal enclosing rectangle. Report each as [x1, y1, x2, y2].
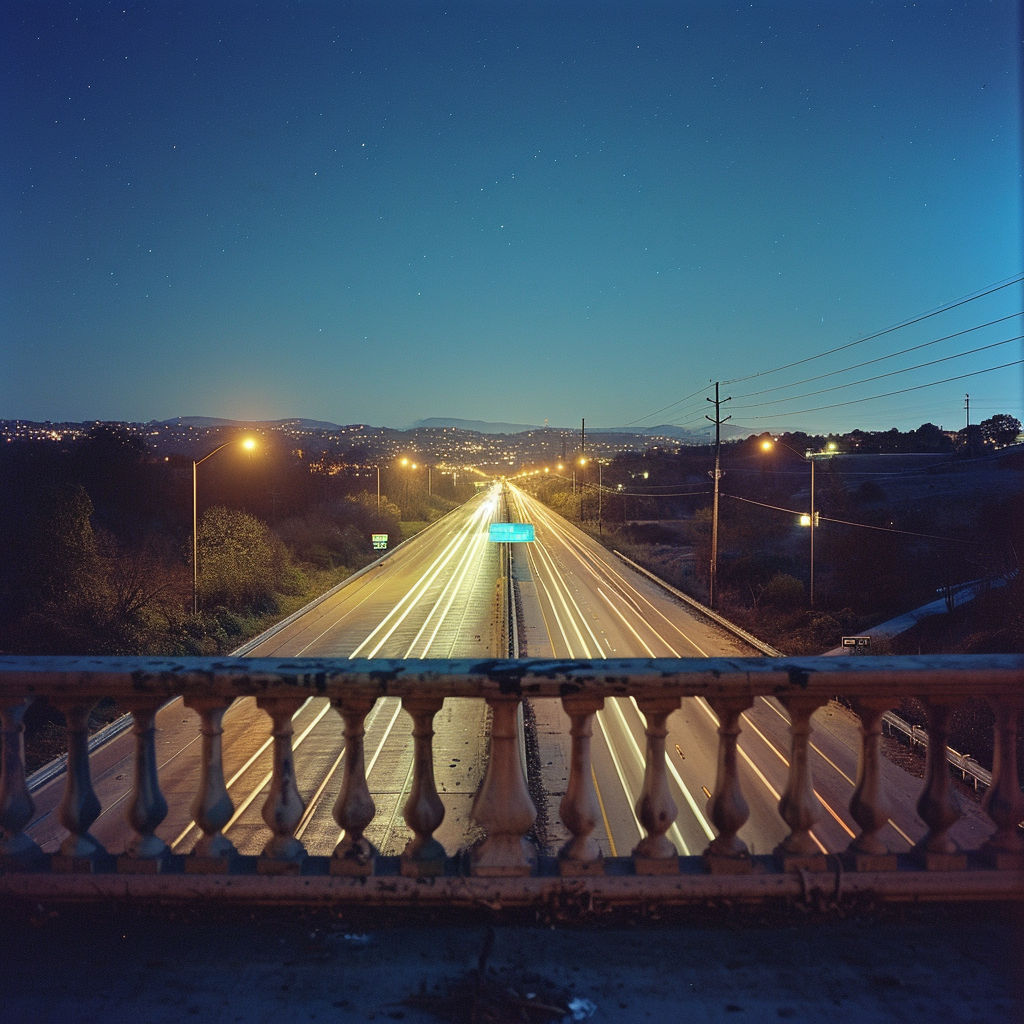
[521, 421, 1022, 778]
[1, 426, 479, 770]
[520, 419, 1022, 658]
[0, 425, 474, 659]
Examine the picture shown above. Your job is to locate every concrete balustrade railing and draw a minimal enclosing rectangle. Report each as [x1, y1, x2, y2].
[1, 654, 1022, 906]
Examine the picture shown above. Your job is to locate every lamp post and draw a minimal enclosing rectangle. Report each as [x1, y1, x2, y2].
[399, 458, 412, 509]
[368, 465, 379, 512]
[760, 439, 836, 608]
[193, 437, 256, 616]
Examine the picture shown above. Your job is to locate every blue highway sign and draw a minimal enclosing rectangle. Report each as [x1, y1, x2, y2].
[488, 522, 535, 543]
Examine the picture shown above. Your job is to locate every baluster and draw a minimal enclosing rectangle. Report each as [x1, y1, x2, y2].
[702, 696, 753, 873]
[913, 700, 966, 869]
[53, 700, 107, 869]
[845, 700, 896, 870]
[774, 695, 827, 871]
[632, 695, 681, 874]
[472, 695, 537, 876]
[256, 696, 307, 869]
[400, 694, 447, 876]
[118, 698, 169, 871]
[981, 700, 1024, 868]
[330, 694, 378, 876]
[183, 696, 237, 866]
[558, 695, 605, 875]
[0, 699, 43, 864]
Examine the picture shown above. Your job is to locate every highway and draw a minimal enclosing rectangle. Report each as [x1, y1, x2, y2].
[506, 483, 993, 860]
[26, 485, 505, 859]
[25, 481, 993, 861]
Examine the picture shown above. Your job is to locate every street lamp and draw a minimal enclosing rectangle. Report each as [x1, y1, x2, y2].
[193, 437, 256, 616]
[760, 439, 836, 608]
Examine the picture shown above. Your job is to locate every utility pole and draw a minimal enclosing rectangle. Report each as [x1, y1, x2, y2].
[965, 393, 970, 428]
[809, 457, 816, 608]
[706, 382, 731, 609]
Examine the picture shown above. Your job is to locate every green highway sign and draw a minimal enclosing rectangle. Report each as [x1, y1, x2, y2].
[372, 533, 389, 550]
[488, 522, 535, 543]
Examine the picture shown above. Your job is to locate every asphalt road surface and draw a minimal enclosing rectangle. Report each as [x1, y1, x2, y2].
[27, 485, 504, 859]
[507, 482, 992, 860]
[26, 481, 992, 861]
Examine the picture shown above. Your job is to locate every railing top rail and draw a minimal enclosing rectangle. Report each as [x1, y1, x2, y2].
[1, 654, 1022, 703]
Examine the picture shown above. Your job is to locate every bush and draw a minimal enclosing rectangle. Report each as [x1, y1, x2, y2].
[763, 573, 805, 610]
[197, 507, 294, 610]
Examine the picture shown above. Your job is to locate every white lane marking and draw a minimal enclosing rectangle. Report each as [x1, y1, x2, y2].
[625, 696, 715, 842]
[407, 512, 492, 657]
[597, 585, 659, 657]
[695, 697, 829, 855]
[514, 486, 708, 656]
[170, 696, 315, 850]
[334, 699, 405, 846]
[594, 710, 645, 842]
[208, 698, 335, 841]
[755, 697, 913, 844]
[350, 500, 494, 658]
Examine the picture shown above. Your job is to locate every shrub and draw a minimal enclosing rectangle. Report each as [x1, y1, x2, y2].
[763, 573, 805, 610]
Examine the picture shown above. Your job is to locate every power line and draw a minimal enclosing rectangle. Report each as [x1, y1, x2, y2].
[628, 274, 1022, 432]
[729, 335, 1021, 413]
[721, 273, 1023, 387]
[723, 493, 983, 545]
[623, 385, 711, 428]
[731, 313, 1022, 402]
[739, 359, 1024, 421]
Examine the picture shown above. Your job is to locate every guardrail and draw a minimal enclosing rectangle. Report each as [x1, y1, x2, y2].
[882, 712, 993, 791]
[612, 552, 1002, 793]
[612, 552, 785, 657]
[1, 654, 1022, 907]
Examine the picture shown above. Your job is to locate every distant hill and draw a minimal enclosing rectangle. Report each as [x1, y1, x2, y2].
[163, 415, 766, 440]
[623, 423, 762, 441]
[411, 418, 764, 439]
[162, 416, 351, 431]
[411, 417, 548, 434]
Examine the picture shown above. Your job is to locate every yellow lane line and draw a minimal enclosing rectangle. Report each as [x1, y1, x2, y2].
[592, 764, 617, 857]
[695, 697, 829, 856]
[755, 697, 914, 847]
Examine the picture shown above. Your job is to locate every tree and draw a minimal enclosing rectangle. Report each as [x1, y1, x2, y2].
[30, 484, 99, 609]
[197, 507, 298, 610]
[979, 414, 1022, 448]
[911, 423, 953, 453]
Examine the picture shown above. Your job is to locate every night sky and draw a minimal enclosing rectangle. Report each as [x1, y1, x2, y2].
[3, 2, 1021, 434]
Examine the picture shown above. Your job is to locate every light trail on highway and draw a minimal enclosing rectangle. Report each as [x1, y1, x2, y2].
[505, 483, 984, 859]
[25, 480, 993, 864]
[27, 486, 505, 859]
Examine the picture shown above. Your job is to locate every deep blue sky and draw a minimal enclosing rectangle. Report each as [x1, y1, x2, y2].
[3, 1, 1021, 434]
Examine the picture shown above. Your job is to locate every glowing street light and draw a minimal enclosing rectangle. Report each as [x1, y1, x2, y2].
[760, 438, 836, 608]
[193, 437, 256, 616]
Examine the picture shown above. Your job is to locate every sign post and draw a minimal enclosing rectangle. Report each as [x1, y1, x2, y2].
[841, 636, 871, 655]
